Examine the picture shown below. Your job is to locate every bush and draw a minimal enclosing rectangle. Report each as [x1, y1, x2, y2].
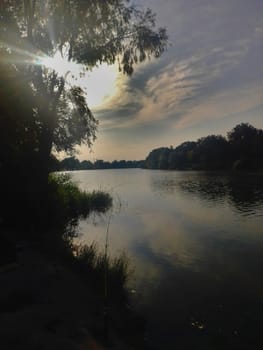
[36, 173, 112, 257]
[48, 173, 112, 218]
[73, 243, 130, 297]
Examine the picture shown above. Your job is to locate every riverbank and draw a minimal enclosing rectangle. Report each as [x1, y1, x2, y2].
[0, 174, 145, 349]
[0, 240, 145, 350]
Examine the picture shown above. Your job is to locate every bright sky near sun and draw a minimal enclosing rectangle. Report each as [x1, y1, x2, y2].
[41, 0, 263, 162]
[41, 52, 119, 109]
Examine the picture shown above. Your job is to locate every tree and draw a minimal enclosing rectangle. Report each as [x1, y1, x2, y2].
[145, 147, 170, 169]
[227, 123, 258, 156]
[144, 123, 263, 171]
[169, 142, 197, 169]
[80, 160, 93, 170]
[0, 57, 42, 229]
[227, 123, 262, 169]
[196, 135, 229, 169]
[60, 156, 80, 170]
[1, 0, 168, 183]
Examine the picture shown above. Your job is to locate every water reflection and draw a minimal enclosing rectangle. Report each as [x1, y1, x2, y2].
[72, 170, 263, 349]
[142, 254, 263, 350]
[150, 172, 263, 216]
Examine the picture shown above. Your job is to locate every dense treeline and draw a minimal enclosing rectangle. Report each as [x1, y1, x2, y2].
[54, 157, 144, 171]
[145, 123, 263, 171]
[58, 123, 263, 172]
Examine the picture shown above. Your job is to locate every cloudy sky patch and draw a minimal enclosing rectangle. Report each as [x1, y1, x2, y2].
[78, 0, 263, 161]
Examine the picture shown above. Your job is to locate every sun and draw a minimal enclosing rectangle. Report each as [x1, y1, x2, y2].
[40, 52, 120, 108]
[82, 63, 120, 108]
[40, 52, 77, 77]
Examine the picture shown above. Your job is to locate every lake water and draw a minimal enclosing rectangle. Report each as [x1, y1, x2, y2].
[71, 169, 263, 349]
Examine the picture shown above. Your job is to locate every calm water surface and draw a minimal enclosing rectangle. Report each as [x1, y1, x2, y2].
[71, 169, 263, 349]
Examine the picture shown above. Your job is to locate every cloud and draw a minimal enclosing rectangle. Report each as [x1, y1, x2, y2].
[175, 84, 263, 130]
[78, 0, 263, 160]
[112, 38, 255, 127]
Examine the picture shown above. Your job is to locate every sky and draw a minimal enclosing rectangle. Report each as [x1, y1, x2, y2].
[75, 0, 263, 161]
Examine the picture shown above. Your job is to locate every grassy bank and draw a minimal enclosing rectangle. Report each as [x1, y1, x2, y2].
[48, 173, 112, 218]
[41, 174, 128, 298]
[0, 174, 145, 349]
[0, 241, 143, 350]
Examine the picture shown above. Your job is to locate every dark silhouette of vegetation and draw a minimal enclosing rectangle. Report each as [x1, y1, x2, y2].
[47, 173, 112, 222]
[0, 0, 167, 183]
[0, 0, 167, 234]
[73, 243, 129, 297]
[58, 156, 145, 170]
[56, 123, 263, 173]
[0, 2, 166, 347]
[145, 123, 263, 171]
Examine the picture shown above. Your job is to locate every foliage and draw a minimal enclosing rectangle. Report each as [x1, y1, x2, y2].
[145, 123, 263, 171]
[1, 1, 167, 72]
[227, 123, 263, 169]
[145, 147, 170, 169]
[1, 0, 167, 160]
[0, 0, 166, 233]
[73, 243, 129, 295]
[0, 59, 37, 179]
[0, 171, 112, 240]
[48, 173, 112, 219]
[58, 156, 145, 170]
[195, 135, 230, 170]
[168, 142, 197, 170]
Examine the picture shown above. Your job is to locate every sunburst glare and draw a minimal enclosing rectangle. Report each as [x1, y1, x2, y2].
[40, 52, 119, 108]
[83, 63, 119, 108]
[40, 52, 77, 78]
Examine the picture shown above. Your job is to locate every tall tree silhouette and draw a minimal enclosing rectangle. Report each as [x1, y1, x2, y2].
[0, 1, 167, 231]
[1, 0, 168, 182]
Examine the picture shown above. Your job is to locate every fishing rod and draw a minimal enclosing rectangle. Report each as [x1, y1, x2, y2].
[103, 210, 113, 344]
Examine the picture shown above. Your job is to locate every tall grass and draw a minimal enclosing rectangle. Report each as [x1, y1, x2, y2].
[48, 173, 112, 218]
[45, 174, 129, 297]
[73, 243, 129, 297]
